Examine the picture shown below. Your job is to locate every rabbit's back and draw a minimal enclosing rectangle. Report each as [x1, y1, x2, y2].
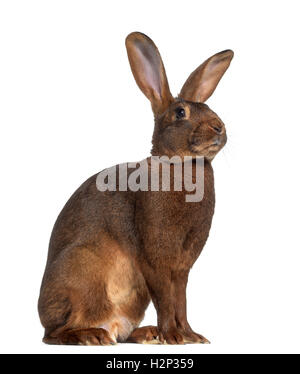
[44, 172, 138, 266]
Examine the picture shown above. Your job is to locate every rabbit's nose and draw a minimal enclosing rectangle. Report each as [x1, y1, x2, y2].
[210, 124, 223, 134]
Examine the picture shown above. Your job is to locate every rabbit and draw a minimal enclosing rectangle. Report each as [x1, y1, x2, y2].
[38, 32, 233, 345]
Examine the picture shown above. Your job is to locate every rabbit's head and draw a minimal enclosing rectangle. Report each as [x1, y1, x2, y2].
[126, 32, 233, 160]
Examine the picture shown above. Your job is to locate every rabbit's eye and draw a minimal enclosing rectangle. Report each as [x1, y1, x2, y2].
[175, 107, 185, 120]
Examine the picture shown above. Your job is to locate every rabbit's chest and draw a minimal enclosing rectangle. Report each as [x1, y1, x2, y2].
[136, 161, 215, 268]
[177, 187, 215, 266]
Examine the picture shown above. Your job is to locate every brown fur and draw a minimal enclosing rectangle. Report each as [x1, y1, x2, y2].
[38, 32, 233, 345]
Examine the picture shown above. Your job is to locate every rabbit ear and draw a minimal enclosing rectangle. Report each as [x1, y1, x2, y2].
[126, 32, 173, 115]
[179, 50, 234, 103]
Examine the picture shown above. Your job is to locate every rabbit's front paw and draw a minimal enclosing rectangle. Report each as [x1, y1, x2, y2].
[181, 330, 210, 344]
[127, 326, 160, 344]
[158, 327, 185, 345]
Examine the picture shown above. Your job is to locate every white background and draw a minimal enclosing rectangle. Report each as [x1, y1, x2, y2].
[1, 0, 299, 354]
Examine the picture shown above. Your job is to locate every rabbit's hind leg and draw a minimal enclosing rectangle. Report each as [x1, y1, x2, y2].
[39, 236, 149, 345]
[43, 328, 115, 346]
[39, 249, 118, 346]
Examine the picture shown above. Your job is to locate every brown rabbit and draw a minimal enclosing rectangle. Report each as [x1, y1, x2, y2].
[38, 32, 233, 345]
